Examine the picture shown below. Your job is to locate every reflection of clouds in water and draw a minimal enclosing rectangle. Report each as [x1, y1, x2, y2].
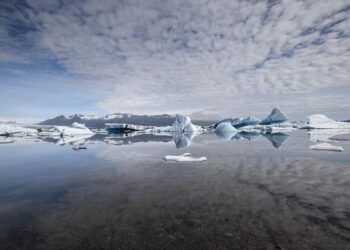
[31, 156, 350, 249]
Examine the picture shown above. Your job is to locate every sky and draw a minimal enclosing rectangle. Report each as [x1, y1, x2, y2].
[0, 0, 350, 122]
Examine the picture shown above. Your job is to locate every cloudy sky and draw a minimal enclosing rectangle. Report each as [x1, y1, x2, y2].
[1, 0, 350, 122]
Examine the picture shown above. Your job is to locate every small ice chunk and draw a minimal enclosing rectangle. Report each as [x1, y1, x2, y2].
[310, 143, 344, 152]
[163, 153, 207, 162]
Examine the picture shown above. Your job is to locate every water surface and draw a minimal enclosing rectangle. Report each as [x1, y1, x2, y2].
[0, 131, 350, 249]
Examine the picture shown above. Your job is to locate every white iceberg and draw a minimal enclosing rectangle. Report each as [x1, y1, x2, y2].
[0, 124, 38, 136]
[54, 123, 94, 136]
[214, 122, 237, 141]
[310, 143, 344, 152]
[214, 116, 260, 129]
[171, 114, 203, 132]
[260, 107, 289, 125]
[305, 114, 350, 129]
[234, 116, 261, 128]
[163, 153, 207, 162]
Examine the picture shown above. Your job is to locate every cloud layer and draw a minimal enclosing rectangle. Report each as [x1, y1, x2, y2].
[1, 0, 350, 118]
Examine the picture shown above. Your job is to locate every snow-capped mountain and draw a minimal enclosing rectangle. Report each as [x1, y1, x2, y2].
[39, 113, 214, 128]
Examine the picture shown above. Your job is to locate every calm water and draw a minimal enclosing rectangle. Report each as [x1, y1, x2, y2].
[0, 131, 350, 250]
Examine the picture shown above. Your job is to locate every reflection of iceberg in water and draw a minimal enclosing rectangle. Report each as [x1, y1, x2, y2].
[263, 133, 289, 149]
[215, 129, 236, 141]
[308, 129, 350, 142]
[233, 131, 260, 141]
[55, 134, 94, 146]
[172, 132, 197, 149]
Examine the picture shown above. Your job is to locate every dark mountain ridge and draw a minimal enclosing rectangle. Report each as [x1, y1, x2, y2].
[39, 113, 215, 128]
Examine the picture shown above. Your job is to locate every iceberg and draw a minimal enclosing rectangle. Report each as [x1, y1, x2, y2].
[172, 114, 201, 132]
[71, 122, 88, 129]
[54, 123, 95, 136]
[163, 153, 207, 162]
[214, 122, 237, 141]
[105, 123, 151, 132]
[234, 116, 261, 128]
[310, 143, 344, 152]
[214, 116, 260, 129]
[304, 114, 350, 129]
[0, 124, 38, 136]
[260, 107, 289, 125]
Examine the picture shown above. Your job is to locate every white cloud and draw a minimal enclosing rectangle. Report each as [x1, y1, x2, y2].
[1, 0, 350, 118]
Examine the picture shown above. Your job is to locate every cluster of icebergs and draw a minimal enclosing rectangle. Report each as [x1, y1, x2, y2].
[213, 107, 295, 140]
[1, 108, 350, 152]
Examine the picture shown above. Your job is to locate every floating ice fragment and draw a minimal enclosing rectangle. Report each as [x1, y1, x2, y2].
[310, 143, 344, 152]
[163, 153, 207, 162]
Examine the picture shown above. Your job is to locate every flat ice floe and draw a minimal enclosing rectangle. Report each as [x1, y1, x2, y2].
[163, 153, 207, 162]
[305, 115, 350, 129]
[310, 143, 344, 152]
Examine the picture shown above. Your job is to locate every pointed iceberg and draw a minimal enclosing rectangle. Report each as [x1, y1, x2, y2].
[260, 108, 289, 125]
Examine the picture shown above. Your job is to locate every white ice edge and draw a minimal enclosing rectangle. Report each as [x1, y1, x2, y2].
[163, 153, 207, 162]
[310, 143, 344, 152]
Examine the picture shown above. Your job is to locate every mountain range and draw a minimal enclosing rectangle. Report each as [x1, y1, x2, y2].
[39, 113, 215, 128]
